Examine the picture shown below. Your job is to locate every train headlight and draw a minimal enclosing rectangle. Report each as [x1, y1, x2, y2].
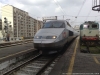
[46, 36, 57, 39]
[52, 36, 57, 39]
[34, 36, 42, 39]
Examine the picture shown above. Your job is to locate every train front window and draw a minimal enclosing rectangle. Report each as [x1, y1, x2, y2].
[92, 24, 98, 29]
[43, 21, 65, 28]
[83, 25, 89, 29]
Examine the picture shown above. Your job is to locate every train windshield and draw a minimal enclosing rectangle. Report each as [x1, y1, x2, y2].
[83, 25, 89, 29]
[91, 24, 98, 29]
[83, 24, 98, 29]
[43, 21, 65, 28]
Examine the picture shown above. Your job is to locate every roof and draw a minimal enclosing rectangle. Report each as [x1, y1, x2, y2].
[2, 4, 28, 13]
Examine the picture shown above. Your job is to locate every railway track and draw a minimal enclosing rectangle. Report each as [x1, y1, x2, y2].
[0, 40, 32, 48]
[80, 41, 100, 53]
[95, 42, 100, 50]
[2, 53, 60, 75]
[0, 38, 75, 75]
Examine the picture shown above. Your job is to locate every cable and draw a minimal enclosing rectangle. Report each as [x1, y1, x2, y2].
[53, 0, 73, 17]
[73, 0, 86, 22]
[85, 10, 92, 21]
[55, 0, 73, 17]
[77, 0, 86, 17]
[53, 0, 65, 15]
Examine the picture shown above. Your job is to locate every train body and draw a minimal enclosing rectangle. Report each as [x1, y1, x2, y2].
[80, 21, 99, 41]
[33, 20, 78, 54]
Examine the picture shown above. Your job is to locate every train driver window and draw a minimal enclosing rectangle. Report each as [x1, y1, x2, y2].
[52, 22, 65, 28]
[60, 23, 65, 28]
[43, 22, 53, 28]
[83, 25, 89, 28]
[92, 24, 98, 28]
[43, 21, 65, 28]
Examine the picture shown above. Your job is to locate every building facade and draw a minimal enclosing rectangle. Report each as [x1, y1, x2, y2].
[0, 19, 2, 30]
[0, 19, 3, 40]
[1, 5, 43, 39]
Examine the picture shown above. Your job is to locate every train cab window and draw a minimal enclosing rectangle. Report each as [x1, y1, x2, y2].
[43, 21, 65, 28]
[43, 22, 53, 28]
[83, 25, 89, 29]
[92, 24, 98, 28]
[53, 22, 65, 28]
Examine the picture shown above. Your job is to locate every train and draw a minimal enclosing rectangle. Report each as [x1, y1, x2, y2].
[33, 20, 78, 54]
[80, 21, 99, 42]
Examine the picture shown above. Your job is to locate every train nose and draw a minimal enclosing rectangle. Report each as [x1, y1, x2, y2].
[41, 39, 55, 43]
[34, 40, 42, 43]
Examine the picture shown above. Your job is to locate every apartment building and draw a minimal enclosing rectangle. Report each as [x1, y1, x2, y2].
[0, 19, 2, 30]
[1, 5, 43, 39]
[0, 19, 3, 39]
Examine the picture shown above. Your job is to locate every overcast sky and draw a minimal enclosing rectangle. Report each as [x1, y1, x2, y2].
[0, 0, 100, 27]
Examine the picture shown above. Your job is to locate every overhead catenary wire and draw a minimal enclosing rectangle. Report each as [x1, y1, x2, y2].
[73, 0, 86, 23]
[55, 0, 73, 17]
[53, 0, 73, 18]
[53, 0, 66, 15]
[85, 9, 92, 21]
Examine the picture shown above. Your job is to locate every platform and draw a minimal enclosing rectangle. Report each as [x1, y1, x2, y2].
[0, 39, 33, 45]
[49, 37, 100, 75]
[0, 42, 35, 62]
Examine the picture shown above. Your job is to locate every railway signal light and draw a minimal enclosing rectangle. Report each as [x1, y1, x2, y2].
[4, 26, 7, 30]
[4, 17, 7, 23]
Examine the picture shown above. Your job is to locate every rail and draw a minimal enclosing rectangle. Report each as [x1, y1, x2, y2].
[3, 53, 41, 75]
[2, 52, 61, 75]
[1, 37, 75, 75]
[0, 39, 33, 48]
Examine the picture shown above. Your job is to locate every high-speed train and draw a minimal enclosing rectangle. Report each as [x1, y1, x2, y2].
[33, 20, 78, 54]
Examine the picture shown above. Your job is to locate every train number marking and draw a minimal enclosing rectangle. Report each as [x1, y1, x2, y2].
[63, 32, 66, 38]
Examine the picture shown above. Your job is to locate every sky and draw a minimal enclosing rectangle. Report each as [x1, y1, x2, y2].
[0, 0, 100, 28]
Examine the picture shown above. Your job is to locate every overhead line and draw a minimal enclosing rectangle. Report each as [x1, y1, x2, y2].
[55, 0, 72, 17]
[53, 0, 66, 15]
[73, 0, 86, 22]
[76, 0, 86, 17]
[85, 8, 92, 21]
[53, 0, 73, 17]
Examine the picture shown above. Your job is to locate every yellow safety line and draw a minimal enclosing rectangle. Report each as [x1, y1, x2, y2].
[0, 48, 34, 60]
[93, 56, 100, 64]
[67, 37, 79, 75]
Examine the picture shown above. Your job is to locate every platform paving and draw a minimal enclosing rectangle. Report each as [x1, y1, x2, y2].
[0, 42, 35, 62]
[49, 37, 100, 75]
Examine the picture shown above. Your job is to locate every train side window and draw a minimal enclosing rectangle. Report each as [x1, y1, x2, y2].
[43, 22, 53, 28]
[69, 30, 73, 36]
[92, 24, 98, 28]
[60, 23, 65, 28]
